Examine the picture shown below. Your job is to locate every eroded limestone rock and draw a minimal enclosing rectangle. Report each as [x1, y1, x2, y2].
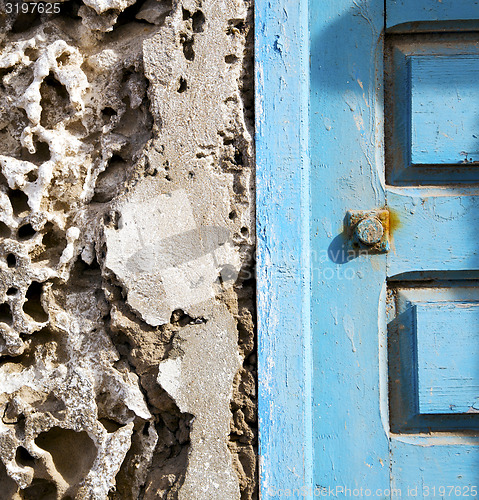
[0, 0, 256, 497]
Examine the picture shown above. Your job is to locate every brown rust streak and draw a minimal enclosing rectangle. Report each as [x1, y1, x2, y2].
[387, 208, 401, 235]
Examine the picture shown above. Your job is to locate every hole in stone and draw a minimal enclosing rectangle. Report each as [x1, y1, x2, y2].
[35, 428, 97, 486]
[227, 19, 246, 35]
[235, 149, 243, 165]
[0, 67, 14, 82]
[92, 155, 127, 203]
[177, 77, 187, 93]
[40, 73, 71, 128]
[44, 73, 68, 98]
[233, 177, 245, 195]
[103, 211, 120, 230]
[170, 309, 193, 327]
[24, 48, 38, 61]
[121, 69, 133, 84]
[115, 0, 150, 26]
[229, 211, 237, 220]
[101, 107, 117, 119]
[36, 392, 67, 414]
[66, 119, 87, 136]
[27, 170, 38, 183]
[0, 221, 10, 238]
[12, 13, 42, 34]
[192, 10, 206, 32]
[8, 189, 29, 217]
[181, 35, 195, 61]
[6, 254, 16, 268]
[56, 0, 78, 20]
[0, 303, 12, 326]
[99, 418, 123, 433]
[20, 478, 57, 500]
[30, 223, 66, 266]
[188, 171, 195, 179]
[23, 282, 48, 323]
[6, 288, 18, 296]
[21, 139, 51, 165]
[241, 227, 248, 236]
[16, 446, 35, 467]
[182, 7, 191, 19]
[4, 327, 52, 369]
[56, 52, 70, 66]
[225, 54, 239, 64]
[0, 68, 14, 92]
[18, 224, 36, 240]
[0, 460, 17, 498]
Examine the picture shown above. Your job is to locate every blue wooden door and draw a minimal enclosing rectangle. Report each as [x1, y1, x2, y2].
[257, 0, 479, 497]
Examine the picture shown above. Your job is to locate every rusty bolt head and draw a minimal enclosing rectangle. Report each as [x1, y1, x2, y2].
[355, 216, 384, 246]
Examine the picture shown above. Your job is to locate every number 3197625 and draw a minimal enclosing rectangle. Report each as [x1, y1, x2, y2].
[6, 2, 61, 14]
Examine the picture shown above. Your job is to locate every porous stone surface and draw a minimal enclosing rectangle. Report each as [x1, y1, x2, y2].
[0, 0, 256, 498]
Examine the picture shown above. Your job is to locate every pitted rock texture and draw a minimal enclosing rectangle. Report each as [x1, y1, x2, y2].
[0, 0, 256, 499]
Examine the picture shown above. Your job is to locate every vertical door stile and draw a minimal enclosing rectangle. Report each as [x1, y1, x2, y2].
[256, 0, 313, 496]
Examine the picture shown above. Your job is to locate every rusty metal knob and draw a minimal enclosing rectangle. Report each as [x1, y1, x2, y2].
[355, 216, 384, 246]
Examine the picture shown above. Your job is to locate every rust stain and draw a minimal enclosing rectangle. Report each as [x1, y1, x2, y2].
[386, 208, 401, 235]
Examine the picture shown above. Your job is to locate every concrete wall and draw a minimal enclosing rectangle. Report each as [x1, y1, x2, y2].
[0, 1, 256, 498]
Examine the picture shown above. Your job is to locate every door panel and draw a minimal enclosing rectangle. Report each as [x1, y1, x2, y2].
[389, 284, 479, 432]
[415, 302, 479, 415]
[386, 34, 479, 184]
[409, 55, 479, 166]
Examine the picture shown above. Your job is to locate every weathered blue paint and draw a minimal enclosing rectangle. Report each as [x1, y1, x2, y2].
[258, 0, 479, 496]
[255, 0, 313, 497]
[309, 0, 390, 492]
[386, 0, 479, 30]
[386, 16, 479, 483]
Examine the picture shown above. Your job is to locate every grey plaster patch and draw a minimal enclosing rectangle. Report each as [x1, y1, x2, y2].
[104, 183, 240, 326]
[157, 303, 242, 500]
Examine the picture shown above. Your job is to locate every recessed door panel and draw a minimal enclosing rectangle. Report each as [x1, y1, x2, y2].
[410, 55, 479, 165]
[386, 35, 479, 184]
[389, 285, 479, 433]
[391, 439, 479, 497]
[416, 302, 479, 415]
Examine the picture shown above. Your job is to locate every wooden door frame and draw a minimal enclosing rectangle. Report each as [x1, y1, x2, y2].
[255, 0, 313, 496]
